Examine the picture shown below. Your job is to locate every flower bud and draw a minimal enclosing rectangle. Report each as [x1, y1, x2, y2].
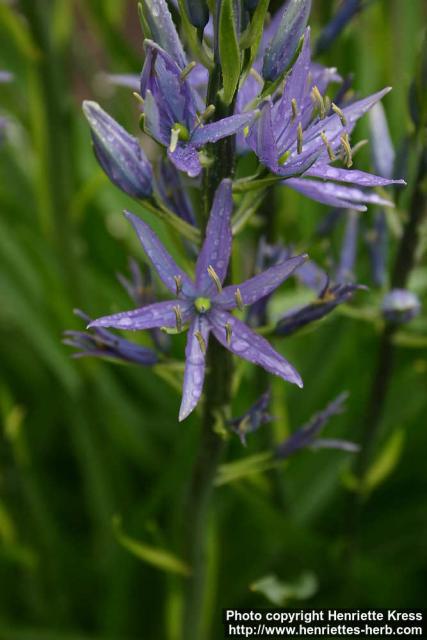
[381, 289, 421, 324]
[83, 101, 153, 199]
[262, 0, 312, 82]
[183, 0, 209, 31]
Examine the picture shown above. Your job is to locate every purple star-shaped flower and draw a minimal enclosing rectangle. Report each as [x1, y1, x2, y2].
[89, 180, 307, 421]
[246, 29, 405, 210]
[140, 41, 257, 177]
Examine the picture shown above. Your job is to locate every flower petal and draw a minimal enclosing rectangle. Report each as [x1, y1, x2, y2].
[141, 41, 197, 133]
[167, 143, 202, 178]
[285, 177, 367, 210]
[191, 112, 257, 146]
[89, 300, 192, 331]
[124, 211, 195, 296]
[179, 315, 210, 421]
[286, 176, 398, 209]
[305, 164, 405, 188]
[210, 310, 303, 387]
[139, 0, 187, 69]
[196, 180, 233, 294]
[247, 99, 279, 171]
[215, 254, 308, 309]
[369, 102, 395, 179]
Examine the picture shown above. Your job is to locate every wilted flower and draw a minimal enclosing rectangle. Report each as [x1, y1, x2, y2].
[275, 392, 359, 458]
[82, 101, 153, 199]
[140, 41, 256, 177]
[89, 181, 307, 421]
[381, 289, 421, 324]
[64, 310, 158, 366]
[275, 281, 366, 336]
[247, 29, 405, 210]
[228, 391, 273, 445]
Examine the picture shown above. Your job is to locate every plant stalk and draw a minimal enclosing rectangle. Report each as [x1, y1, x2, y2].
[182, 59, 236, 639]
[353, 145, 427, 490]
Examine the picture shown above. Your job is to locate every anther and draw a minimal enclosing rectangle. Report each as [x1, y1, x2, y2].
[340, 132, 353, 167]
[320, 131, 336, 162]
[169, 123, 190, 153]
[225, 321, 232, 345]
[194, 331, 207, 354]
[169, 128, 180, 153]
[197, 104, 216, 125]
[249, 68, 264, 87]
[332, 102, 347, 126]
[311, 85, 326, 119]
[173, 305, 183, 332]
[132, 92, 145, 106]
[174, 275, 183, 296]
[180, 61, 197, 82]
[297, 123, 303, 154]
[234, 288, 244, 311]
[291, 98, 298, 122]
[207, 265, 222, 293]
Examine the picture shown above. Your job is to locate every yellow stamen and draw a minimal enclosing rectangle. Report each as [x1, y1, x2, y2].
[225, 321, 232, 345]
[180, 61, 197, 82]
[297, 123, 303, 154]
[173, 305, 183, 332]
[332, 102, 347, 126]
[174, 275, 183, 296]
[291, 98, 298, 122]
[320, 131, 336, 162]
[235, 288, 244, 311]
[194, 331, 206, 354]
[207, 265, 222, 293]
[311, 85, 325, 119]
[340, 133, 353, 167]
[132, 92, 144, 106]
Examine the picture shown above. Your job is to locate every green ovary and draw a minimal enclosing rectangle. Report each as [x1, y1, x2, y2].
[194, 297, 211, 313]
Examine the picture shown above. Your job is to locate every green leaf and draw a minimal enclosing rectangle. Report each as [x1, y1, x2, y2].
[239, 0, 269, 51]
[239, 0, 270, 84]
[215, 452, 274, 486]
[392, 331, 427, 348]
[364, 429, 405, 493]
[219, 0, 241, 106]
[112, 517, 192, 577]
[250, 572, 318, 606]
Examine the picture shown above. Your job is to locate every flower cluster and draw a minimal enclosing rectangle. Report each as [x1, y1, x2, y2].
[69, 0, 407, 425]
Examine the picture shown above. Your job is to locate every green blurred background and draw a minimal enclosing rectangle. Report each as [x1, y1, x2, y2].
[0, 1, 426, 638]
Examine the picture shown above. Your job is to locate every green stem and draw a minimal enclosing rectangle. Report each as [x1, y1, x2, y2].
[182, 60, 236, 640]
[352, 144, 427, 495]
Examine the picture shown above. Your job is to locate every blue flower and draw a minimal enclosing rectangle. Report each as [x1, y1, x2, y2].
[89, 181, 307, 420]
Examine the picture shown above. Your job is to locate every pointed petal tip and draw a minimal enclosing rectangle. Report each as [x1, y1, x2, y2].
[178, 405, 192, 422]
[82, 100, 98, 117]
